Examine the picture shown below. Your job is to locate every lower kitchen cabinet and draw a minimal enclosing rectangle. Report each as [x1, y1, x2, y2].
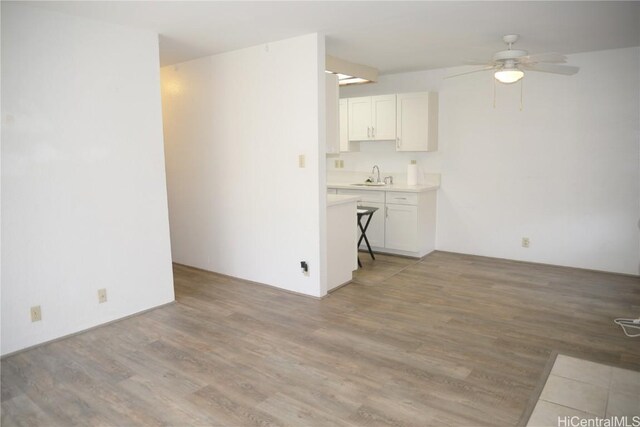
[334, 187, 437, 258]
[385, 204, 418, 252]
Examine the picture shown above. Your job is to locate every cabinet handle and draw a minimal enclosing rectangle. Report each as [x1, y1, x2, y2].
[394, 197, 407, 200]
[385, 206, 388, 218]
[372, 127, 375, 138]
[396, 137, 400, 149]
[367, 127, 370, 138]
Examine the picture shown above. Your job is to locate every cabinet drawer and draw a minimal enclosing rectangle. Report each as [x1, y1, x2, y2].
[336, 189, 385, 203]
[386, 191, 417, 205]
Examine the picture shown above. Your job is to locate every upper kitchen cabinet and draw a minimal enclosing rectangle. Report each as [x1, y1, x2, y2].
[348, 95, 396, 141]
[396, 92, 438, 152]
[339, 99, 349, 152]
[347, 97, 371, 141]
[326, 73, 340, 154]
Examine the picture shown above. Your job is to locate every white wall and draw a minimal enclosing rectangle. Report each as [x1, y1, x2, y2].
[339, 47, 640, 275]
[161, 34, 327, 297]
[1, 4, 175, 355]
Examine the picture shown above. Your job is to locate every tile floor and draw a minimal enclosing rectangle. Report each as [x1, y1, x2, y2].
[527, 354, 640, 426]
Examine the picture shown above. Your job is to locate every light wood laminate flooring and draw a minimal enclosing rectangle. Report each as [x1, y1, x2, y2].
[2, 251, 639, 426]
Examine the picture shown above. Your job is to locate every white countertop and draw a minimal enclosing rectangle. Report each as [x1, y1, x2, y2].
[327, 182, 439, 193]
[327, 194, 360, 207]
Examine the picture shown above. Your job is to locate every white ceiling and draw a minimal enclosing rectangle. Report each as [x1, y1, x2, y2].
[28, 1, 640, 74]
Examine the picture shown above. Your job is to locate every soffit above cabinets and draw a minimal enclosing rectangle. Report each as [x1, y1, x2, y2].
[325, 55, 378, 86]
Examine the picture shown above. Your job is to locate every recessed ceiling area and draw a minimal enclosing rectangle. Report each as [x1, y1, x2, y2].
[28, 1, 640, 74]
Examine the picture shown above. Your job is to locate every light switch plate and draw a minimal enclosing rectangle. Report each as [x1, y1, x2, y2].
[298, 154, 305, 168]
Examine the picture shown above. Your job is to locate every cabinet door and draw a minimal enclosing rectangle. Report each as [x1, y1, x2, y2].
[372, 95, 396, 141]
[339, 99, 349, 152]
[385, 204, 418, 252]
[396, 92, 437, 152]
[358, 201, 385, 249]
[348, 97, 372, 141]
[325, 74, 340, 153]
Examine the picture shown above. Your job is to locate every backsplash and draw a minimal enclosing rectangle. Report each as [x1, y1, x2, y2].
[326, 140, 442, 185]
[327, 169, 441, 186]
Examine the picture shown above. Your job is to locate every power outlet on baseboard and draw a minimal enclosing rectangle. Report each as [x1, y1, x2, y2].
[522, 237, 530, 248]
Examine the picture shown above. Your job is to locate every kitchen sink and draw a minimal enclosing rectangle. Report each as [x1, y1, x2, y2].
[350, 182, 387, 187]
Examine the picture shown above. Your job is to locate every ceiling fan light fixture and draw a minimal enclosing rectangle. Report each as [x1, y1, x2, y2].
[494, 68, 524, 84]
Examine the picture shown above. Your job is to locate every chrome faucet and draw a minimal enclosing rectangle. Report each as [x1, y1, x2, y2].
[371, 165, 381, 183]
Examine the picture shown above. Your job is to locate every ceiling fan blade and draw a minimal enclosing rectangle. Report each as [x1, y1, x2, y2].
[463, 59, 494, 66]
[521, 63, 579, 75]
[519, 52, 567, 64]
[445, 66, 494, 79]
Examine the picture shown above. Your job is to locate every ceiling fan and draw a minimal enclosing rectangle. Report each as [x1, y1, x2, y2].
[447, 35, 580, 84]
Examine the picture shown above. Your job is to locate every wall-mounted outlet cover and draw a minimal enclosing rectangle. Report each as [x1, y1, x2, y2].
[30, 306, 42, 322]
[522, 237, 530, 248]
[300, 261, 309, 276]
[298, 154, 305, 168]
[98, 288, 107, 303]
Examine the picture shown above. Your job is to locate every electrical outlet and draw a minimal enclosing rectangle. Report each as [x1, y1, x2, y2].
[339, 160, 344, 168]
[522, 237, 530, 248]
[300, 261, 309, 276]
[298, 154, 305, 168]
[98, 288, 107, 304]
[334, 159, 340, 168]
[30, 306, 42, 322]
